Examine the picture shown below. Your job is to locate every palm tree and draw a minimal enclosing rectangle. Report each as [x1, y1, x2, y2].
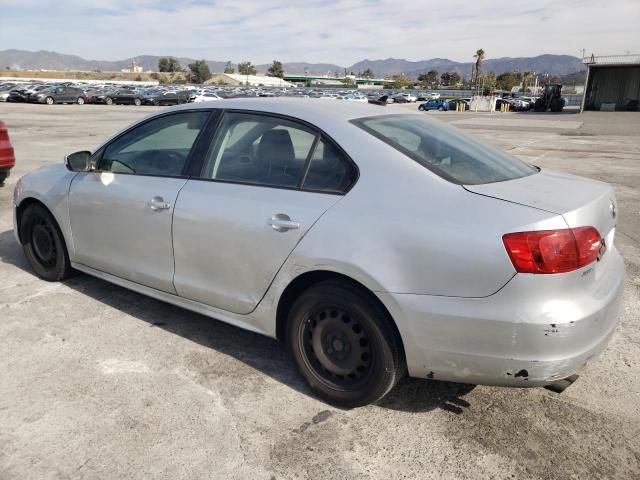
[473, 49, 485, 85]
[521, 71, 531, 93]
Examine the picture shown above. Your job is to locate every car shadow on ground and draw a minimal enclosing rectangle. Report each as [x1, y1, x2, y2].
[0, 228, 475, 413]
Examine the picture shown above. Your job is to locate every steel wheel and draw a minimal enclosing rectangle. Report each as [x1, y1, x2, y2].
[20, 203, 75, 281]
[299, 306, 374, 388]
[31, 217, 58, 269]
[288, 280, 405, 407]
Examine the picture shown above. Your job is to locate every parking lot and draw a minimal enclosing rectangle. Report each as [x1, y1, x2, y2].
[1, 102, 639, 479]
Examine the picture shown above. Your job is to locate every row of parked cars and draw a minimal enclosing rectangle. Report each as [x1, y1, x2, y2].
[0, 81, 198, 106]
[0, 80, 453, 107]
[2, 80, 552, 113]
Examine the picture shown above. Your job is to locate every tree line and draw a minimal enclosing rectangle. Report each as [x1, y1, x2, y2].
[158, 57, 285, 84]
[158, 50, 563, 91]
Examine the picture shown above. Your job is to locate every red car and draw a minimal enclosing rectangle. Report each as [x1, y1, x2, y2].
[0, 120, 15, 185]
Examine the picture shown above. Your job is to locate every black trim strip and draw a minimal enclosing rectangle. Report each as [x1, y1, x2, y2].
[298, 133, 321, 188]
[184, 109, 223, 177]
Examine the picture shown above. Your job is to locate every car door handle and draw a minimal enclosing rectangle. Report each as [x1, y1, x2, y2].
[147, 196, 171, 211]
[268, 213, 300, 232]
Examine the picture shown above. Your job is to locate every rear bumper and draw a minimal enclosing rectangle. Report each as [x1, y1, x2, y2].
[0, 153, 15, 171]
[380, 247, 626, 386]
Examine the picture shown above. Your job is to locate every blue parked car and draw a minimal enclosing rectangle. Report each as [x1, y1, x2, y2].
[418, 99, 449, 111]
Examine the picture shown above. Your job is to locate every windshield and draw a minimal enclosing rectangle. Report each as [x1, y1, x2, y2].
[351, 114, 537, 185]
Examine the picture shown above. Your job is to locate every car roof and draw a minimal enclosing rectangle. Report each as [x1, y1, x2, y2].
[161, 97, 415, 126]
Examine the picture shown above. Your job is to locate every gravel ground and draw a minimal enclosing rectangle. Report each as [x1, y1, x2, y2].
[1, 103, 639, 480]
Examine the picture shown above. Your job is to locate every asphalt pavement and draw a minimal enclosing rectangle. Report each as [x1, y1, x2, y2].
[1, 102, 638, 480]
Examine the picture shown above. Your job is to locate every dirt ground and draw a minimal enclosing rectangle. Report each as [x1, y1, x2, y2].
[0, 102, 639, 479]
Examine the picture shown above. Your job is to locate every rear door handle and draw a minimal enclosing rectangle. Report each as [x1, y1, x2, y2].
[148, 196, 171, 211]
[268, 213, 300, 232]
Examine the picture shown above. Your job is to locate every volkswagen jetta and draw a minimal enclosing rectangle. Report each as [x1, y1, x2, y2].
[13, 99, 625, 407]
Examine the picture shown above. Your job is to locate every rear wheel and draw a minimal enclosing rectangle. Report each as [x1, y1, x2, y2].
[418, 105, 425, 111]
[288, 280, 405, 407]
[134, 98, 142, 106]
[20, 204, 74, 281]
[105, 97, 113, 105]
[45, 96, 54, 105]
[438, 106, 444, 111]
[76, 97, 85, 105]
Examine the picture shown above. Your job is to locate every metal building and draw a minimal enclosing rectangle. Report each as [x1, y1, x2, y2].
[582, 54, 640, 111]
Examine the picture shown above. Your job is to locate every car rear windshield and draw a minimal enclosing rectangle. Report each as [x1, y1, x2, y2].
[351, 114, 537, 185]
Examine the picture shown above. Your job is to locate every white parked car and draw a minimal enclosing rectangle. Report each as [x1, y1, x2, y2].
[14, 99, 624, 407]
[192, 92, 223, 102]
[342, 95, 368, 102]
[398, 93, 417, 102]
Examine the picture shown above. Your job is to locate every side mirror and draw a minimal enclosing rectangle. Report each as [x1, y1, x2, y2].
[64, 151, 92, 172]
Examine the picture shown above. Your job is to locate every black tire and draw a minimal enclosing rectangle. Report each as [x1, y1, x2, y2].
[0, 172, 7, 186]
[134, 98, 142, 106]
[438, 106, 444, 111]
[20, 204, 74, 281]
[550, 98, 562, 112]
[288, 280, 405, 408]
[153, 100, 160, 106]
[45, 96, 54, 105]
[77, 97, 85, 105]
[105, 97, 113, 105]
[418, 105, 425, 111]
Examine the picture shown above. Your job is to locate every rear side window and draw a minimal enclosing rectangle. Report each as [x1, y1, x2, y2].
[351, 114, 537, 185]
[200, 112, 357, 193]
[202, 113, 316, 188]
[302, 140, 357, 192]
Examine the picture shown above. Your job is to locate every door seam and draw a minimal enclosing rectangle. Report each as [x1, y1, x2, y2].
[244, 195, 347, 315]
[170, 178, 190, 294]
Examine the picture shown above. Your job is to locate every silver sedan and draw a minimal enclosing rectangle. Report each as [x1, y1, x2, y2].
[13, 99, 625, 407]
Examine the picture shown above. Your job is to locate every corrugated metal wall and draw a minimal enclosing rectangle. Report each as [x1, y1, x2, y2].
[584, 66, 640, 111]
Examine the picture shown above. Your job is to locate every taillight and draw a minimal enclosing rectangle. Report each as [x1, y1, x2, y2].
[503, 227, 602, 274]
[0, 120, 15, 168]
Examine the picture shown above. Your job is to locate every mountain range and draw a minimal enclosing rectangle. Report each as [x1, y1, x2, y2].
[0, 49, 585, 78]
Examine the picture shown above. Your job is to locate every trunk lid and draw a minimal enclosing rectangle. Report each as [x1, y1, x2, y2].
[464, 169, 618, 241]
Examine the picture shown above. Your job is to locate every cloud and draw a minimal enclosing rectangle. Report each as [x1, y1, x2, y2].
[0, 0, 638, 65]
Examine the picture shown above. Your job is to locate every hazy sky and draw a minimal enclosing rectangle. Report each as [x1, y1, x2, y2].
[1, 0, 638, 65]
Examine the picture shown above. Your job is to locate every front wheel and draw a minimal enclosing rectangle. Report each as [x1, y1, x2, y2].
[134, 98, 142, 106]
[105, 97, 113, 105]
[438, 106, 444, 111]
[77, 97, 85, 105]
[20, 204, 75, 281]
[288, 281, 405, 408]
[45, 96, 54, 105]
[418, 105, 425, 111]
